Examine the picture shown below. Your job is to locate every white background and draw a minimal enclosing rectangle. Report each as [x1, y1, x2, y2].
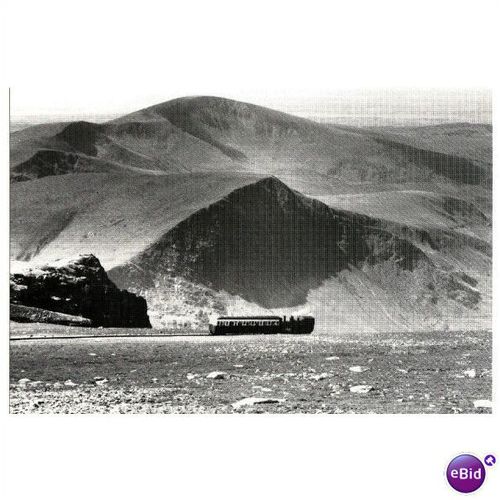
[1, 1, 499, 499]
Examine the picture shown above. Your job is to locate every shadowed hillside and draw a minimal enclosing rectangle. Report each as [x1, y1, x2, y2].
[108, 177, 489, 331]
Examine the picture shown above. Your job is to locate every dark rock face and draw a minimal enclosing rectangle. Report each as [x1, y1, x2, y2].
[10, 254, 151, 328]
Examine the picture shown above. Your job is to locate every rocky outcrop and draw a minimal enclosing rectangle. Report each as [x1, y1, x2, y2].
[10, 304, 92, 327]
[10, 254, 151, 327]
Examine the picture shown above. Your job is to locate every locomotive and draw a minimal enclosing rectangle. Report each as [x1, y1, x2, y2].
[208, 315, 315, 335]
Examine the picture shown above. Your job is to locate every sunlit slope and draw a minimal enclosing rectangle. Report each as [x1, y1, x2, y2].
[317, 191, 491, 241]
[10, 172, 265, 268]
[371, 123, 492, 167]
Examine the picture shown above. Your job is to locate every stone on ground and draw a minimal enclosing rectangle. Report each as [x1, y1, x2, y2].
[232, 397, 285, 409]
[206, 371, 227, 380]
[349, 366, 369, 373]
[350, 385, 374, 394]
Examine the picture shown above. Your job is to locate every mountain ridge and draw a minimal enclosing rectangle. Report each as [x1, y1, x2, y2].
[11, 96, 492, 201]
[107, 176, 488, 331]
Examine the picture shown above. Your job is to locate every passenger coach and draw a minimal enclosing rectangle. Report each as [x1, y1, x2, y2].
[209, 315, 314, 335]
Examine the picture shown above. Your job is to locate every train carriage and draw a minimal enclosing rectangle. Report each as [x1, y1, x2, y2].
[208, 315, 314, 335]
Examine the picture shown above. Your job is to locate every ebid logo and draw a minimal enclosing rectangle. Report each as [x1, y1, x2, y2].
[446, 454, 495, 493]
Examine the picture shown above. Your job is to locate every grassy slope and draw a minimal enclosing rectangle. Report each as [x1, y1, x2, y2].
[316, 191, 490, 240]
[370, 123, 492, 166]
[10, 172, 265, 268]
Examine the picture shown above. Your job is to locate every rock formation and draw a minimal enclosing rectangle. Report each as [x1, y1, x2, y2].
[10, 304, 92, 327]
[10, 254, 151, 327]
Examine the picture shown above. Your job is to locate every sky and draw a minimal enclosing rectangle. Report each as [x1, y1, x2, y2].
[10, 88, 492, 127]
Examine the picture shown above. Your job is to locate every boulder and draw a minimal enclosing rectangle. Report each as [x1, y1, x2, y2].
[349, 366, 370, 373]
[206, 371, 227, 380]
[10, 254, 151, 328]
[349, 385, 374, 394]
[231, 397, 285, 409]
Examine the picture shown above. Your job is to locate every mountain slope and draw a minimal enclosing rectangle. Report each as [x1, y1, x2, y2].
[107, 177, 489, 331]
[11, 97, 492, 202]
[10, 173, 491, 332]
[10, 172, 265, 268]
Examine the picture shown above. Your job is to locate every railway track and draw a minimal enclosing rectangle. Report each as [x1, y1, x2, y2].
[9, 331, 211, 341]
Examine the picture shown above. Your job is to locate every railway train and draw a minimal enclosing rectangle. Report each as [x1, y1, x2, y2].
[208, 315, 315, 335]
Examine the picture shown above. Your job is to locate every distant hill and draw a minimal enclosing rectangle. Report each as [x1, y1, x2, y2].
[11, 97, 492, 198]
[10, 96, 492, 332]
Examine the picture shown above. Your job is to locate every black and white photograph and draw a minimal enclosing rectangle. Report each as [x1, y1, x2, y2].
[9, 89, 492, 414]
[2, 1, 498, 498]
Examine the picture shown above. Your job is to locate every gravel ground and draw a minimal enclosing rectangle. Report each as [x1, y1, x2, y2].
[9, 327, 492, 414]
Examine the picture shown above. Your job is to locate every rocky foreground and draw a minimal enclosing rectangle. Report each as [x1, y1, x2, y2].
[9, 328, 491, 414]
[10, 254, 151, 328]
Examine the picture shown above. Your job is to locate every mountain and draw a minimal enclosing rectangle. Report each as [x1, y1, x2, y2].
[107, 176, 489, 331]
[11, 97, 491, 199]
[10, 96, 492, 332]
